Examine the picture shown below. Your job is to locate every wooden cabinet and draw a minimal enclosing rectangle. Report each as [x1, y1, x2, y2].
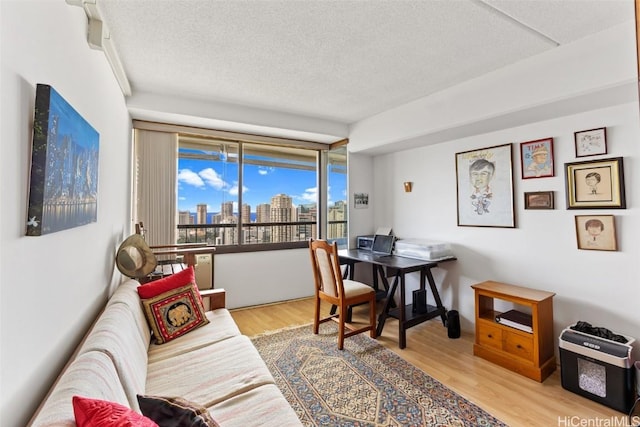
[471, 281, 556, 382]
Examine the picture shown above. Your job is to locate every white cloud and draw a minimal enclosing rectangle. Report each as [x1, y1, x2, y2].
[299, 186, 318, 203]
[178, 169, 205, 188]
[228, 183, 248, 196]
[198, 168, 227, 190]
[258, 166, 274, 175]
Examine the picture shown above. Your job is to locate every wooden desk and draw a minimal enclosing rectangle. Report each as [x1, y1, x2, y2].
[338, 249, 454, 349]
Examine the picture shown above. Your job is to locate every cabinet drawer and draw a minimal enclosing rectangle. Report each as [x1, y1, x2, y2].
[477, 323, 502, 350]
[503, 331, 534, 361]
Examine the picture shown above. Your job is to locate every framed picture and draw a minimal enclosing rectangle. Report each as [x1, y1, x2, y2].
[353, 192, 369, 209]
[575, 215, 617, 251]
[574, 127, 607, 157]
[455, 143, 515, 228]
[520, 137, 554, 179]
[524, 191, 554, 210]
[565, 157, 625, 209]
[26, 84, 100, 236]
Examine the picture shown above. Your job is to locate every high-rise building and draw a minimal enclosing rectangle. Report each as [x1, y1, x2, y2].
[241, 203, 252, 243]
[328, 200, 346, 240]
[178, 210, 193, 225]
[256, 203, 271, 243]
[196, 204, 207, 224]
[221, 201, 233, 219]
[271, 194, 292, 243]
[297, 203, 316, 240]
[241, 204, 251, 223]
[256, 203, 270, 222]
[221, 216, 237, 245]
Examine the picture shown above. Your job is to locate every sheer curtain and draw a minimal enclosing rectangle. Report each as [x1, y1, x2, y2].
[133, 129, 177, 246]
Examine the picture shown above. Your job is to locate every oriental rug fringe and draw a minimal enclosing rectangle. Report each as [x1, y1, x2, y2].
[251, 322, 506, 427]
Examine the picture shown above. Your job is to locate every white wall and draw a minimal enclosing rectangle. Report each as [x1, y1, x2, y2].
[371, 103, 640, 351]
[346, 152, 375, 247]
[1, 3, 132, 426]
[345, 17, 640, 359]
[214, 249, 313, 309]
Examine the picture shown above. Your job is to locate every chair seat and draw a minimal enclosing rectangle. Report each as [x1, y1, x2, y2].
[343, 280, 376, 298]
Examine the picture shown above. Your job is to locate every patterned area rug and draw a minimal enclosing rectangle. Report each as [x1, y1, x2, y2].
[251, 322, 506, 427]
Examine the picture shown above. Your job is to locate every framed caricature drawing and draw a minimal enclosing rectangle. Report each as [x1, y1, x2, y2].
[574, 127, 607, 157]
[455, 143, 515, 228]
[520, 137, 553, 179]
[575, 215, 617, 251]
[565, 157, 625, 209]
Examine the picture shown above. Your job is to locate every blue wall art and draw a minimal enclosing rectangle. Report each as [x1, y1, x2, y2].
[26, 84, 100, 236]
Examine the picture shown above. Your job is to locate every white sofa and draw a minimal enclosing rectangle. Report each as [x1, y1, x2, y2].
[28, 279, 302, 426]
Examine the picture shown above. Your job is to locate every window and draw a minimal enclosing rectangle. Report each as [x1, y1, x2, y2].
[327, 145, 347, 247]
[176, 135, 239, 245]
[174, 133, 346, 250]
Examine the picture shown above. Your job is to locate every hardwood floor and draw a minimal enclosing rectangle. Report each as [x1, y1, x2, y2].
[231, 297, 626, 427]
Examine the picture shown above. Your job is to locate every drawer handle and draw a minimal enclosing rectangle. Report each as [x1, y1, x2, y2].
[487, 334, 493, 338]
[516, 344, 522, 349]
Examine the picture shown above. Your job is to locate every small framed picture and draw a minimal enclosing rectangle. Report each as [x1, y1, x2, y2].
[575, 215, 617, 251]
[353, 192, 368, 209]
[524, 191, 554, 210]
[574, 127, 607, 157]
[520, 137, 554, 179]
[565, 157, 625, 209]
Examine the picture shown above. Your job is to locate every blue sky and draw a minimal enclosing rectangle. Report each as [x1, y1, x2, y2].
[48, 85, 99, 149]
[177, 154, 346, 214]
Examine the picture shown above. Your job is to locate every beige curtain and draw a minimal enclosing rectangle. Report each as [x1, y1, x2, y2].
[133, 129, 177, 246]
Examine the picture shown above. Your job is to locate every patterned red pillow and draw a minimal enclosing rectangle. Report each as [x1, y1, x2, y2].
[140, 283, 209, 344]
[72, 396, 158, 427]
[138, 265, 206, 313]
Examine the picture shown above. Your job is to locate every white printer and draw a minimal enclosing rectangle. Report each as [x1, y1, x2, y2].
[394, 239, 455, 261]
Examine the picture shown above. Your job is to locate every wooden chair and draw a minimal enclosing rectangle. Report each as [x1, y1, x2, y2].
[308, 238, 376, 350]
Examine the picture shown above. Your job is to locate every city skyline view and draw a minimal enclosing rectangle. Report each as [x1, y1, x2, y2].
[177, 147, 347, 219]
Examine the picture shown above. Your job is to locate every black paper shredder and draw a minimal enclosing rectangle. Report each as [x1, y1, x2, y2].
[559, 326, 636, 413]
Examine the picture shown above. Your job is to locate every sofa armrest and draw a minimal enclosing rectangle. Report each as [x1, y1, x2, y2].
[200, 288, 226, 310]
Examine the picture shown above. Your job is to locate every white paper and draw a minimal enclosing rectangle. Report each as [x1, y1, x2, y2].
[375, 226, 392, 236]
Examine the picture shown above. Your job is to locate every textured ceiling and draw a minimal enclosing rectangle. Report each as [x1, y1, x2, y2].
[95, 0, 634, 125]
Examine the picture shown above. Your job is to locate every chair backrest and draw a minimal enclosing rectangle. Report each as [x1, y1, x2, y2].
[309, 239, 344, 299]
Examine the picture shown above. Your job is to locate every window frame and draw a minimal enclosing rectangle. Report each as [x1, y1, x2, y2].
[133, 121, 347, 253]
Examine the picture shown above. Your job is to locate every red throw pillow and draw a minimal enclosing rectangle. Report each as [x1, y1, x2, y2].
[72, 396, 158, 427]
[138, 266, 205, 308]
[138, 266, 196, 299]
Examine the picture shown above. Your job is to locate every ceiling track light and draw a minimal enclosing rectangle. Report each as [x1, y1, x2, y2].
[66, 0, 132, 96]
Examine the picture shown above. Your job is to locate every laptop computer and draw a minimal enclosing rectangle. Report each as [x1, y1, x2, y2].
[371, 234, 394, 257]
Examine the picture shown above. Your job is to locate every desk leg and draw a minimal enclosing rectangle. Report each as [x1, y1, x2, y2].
[372, 264, 379, 292]
[398, 273, 407, 349]
[376, 266, 396, 308]
[424, 268, 447, 325]
[376, 273, 399, 337]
